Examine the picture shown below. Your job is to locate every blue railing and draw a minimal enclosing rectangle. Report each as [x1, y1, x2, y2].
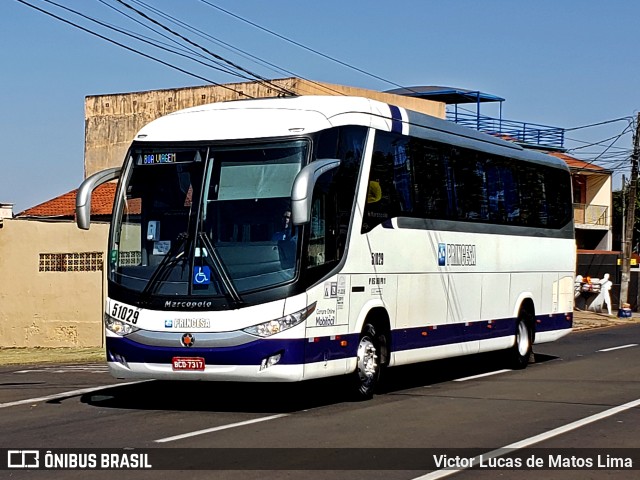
[447, 111, 565, 150]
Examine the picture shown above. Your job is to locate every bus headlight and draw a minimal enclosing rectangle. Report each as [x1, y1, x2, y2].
[243, 303, 316, 338]
[104, 314, 139, 336]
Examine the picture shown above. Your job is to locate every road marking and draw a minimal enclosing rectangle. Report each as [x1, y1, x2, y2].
[412, 397, 640, 480]
[453, 369, 511, 382]
[0, 381, 148, 409]
[598, 344, 638, 352]
[155, 414, 289, 443]
[14, 365, 109, 374]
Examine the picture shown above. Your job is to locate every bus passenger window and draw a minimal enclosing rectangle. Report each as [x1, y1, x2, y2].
[362, 150, 402, 233]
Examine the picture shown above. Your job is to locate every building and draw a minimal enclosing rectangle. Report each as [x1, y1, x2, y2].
[550, 152, 612, 251]
[84, 77, 445, 177]
[0, 186, 113, 347]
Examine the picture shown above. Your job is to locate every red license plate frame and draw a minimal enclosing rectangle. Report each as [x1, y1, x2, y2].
[172, 357, 205, 371]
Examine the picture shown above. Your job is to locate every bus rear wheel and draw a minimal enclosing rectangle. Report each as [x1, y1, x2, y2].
[352, 323, 382, 400]
[509, 312, 533, 369]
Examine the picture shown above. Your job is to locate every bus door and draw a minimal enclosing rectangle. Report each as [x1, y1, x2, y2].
[304, 274, 351, 378]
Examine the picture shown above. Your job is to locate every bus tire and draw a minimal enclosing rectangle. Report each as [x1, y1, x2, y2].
[509, 311, 533, 370]
[351, 322, 383, 400]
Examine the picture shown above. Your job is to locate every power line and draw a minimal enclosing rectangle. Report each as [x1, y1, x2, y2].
[566, 126, 634, 152]
[97, 0, 213, 62]
[42, 0, 246, 80]
[564, 116, 634, 132]
[16, 0, 253, 97]
[130, 0, 281, 71]
[124, 0, 344, 95]
[128, 0, 349, 97]
[18, 0, 639, 164]
[567, 122, 635, 172]
[198, 0, 410, 91]
[113, 0, 295, 97]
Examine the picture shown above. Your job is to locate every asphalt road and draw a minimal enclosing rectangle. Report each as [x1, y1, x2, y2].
[1, 324, 639, 480]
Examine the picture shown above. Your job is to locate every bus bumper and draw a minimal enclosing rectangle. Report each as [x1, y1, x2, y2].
[105, 335, 306, 382]
[107, 360, 304, 382]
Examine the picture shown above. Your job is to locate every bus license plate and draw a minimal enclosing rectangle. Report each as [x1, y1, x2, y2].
[172, 357, 205, 371]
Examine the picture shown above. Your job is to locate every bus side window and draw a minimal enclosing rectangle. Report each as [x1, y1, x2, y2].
[307, 125, 366, 278]
[308, 171, 336, 268]
[362, 151, 402, 233]
[306, 166, 355, 272]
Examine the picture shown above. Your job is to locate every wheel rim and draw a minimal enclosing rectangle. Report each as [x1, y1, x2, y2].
[516, 321, 530, 357]
[356, 336, 379, 383]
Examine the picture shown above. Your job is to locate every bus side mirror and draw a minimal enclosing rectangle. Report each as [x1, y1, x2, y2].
[290, 159, 340, 225]
[76, 167, 121, 230]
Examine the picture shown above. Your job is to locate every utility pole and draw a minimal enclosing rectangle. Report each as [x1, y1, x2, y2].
[620, 113, 640, 306]
[622, 174, 626, 252]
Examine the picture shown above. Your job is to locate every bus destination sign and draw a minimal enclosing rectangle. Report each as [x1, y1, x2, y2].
[142, 153, 177, 165]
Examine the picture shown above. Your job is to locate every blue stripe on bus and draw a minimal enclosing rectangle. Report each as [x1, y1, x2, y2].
[106, 313, 571, 366]
[389, 105, 403, 134]
[391, 318, 514, 351]
[535, 312, 573, 332]
[106, 335, 359, 366]
[106, 336, 308, 366]
[391, 313, 571, 351]
[304, 334, 359, 363]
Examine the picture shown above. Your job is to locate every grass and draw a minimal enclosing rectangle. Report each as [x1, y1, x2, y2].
[0, 347, 104, 366]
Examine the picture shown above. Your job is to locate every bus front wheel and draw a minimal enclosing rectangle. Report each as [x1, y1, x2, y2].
[352, 323, 382, 400]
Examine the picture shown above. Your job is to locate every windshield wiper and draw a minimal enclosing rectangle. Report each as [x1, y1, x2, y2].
[140, 232, 188, 300]
[198, 232, 244, 307]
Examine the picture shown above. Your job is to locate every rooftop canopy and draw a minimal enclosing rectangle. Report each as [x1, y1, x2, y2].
[385, 86, 505, 105]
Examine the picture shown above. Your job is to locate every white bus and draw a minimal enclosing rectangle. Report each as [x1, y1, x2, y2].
[77, 95, 575, 399]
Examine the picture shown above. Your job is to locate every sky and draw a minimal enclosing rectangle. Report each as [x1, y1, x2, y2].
[1, 0, 639, 213]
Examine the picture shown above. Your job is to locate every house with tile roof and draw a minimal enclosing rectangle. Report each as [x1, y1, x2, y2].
[0, 186, 113, 348]
[549, 152, 612, 251]
[16, 183, 116, 221]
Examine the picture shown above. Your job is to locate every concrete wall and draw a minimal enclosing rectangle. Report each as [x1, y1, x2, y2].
[84, 77, 445, 178]
[0, 219, 109, 347]
[587, 173, 613, 250]
[586, 174, 612, 212]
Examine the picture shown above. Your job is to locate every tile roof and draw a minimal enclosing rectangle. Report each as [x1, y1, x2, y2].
[548, 151, 608, 172]
[17, 183, 116, 219]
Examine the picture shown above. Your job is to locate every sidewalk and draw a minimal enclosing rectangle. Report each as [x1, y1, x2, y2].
[572, 309, 640, 331]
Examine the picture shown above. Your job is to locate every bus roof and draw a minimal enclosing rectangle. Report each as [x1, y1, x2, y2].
[134, 95, 568, 171]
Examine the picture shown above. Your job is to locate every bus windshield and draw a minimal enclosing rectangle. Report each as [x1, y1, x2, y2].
[109, 139, 308, 299]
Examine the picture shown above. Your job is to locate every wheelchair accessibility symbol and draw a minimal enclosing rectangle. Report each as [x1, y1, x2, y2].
[193, 266, 211, 285]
